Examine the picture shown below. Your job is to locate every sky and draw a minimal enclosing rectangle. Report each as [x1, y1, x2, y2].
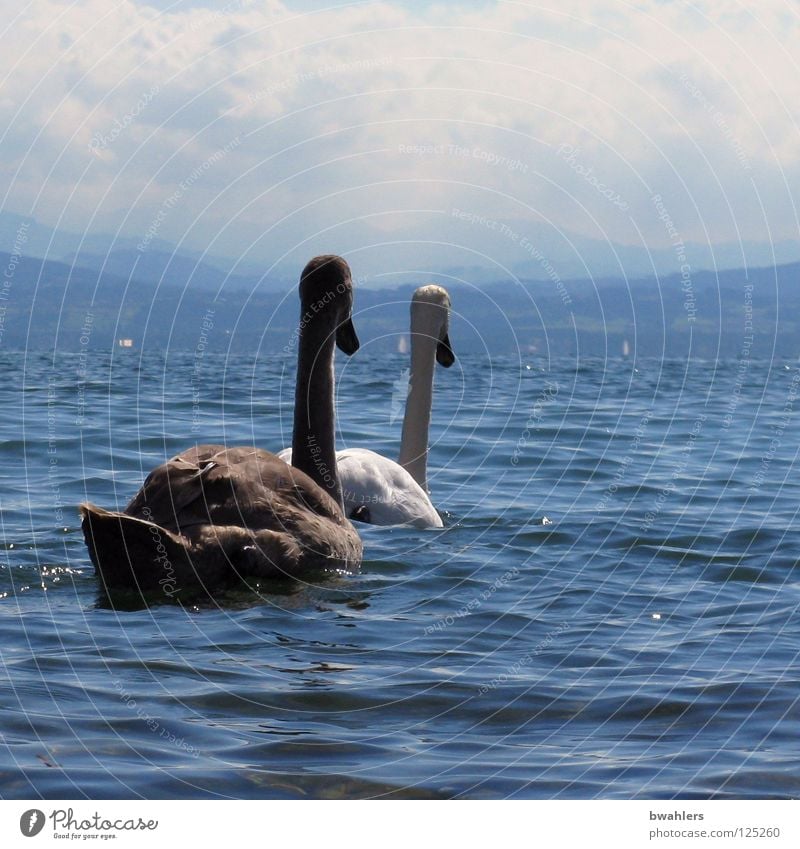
[2, 0, 799, 277]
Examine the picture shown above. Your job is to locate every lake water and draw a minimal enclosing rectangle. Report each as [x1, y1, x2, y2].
[1, 351, 798, 799]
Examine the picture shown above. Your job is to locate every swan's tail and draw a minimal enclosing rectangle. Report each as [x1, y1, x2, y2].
[79, 503, 198, 598]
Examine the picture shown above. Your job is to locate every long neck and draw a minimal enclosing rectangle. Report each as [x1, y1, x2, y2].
[398, 333, 436, 492]
[291, 310, 342, 508]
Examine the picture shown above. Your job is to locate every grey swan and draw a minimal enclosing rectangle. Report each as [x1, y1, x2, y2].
[79, 255, 362, 596]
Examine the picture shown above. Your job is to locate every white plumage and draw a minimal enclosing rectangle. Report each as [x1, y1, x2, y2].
[278, 446, 443, 529]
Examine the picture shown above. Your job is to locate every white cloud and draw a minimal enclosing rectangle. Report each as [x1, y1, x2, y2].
[2, 0, 799, 270]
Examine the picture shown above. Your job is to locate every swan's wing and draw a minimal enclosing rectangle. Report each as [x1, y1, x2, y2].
[337, 448, 443, 528]
[125, 449, 219, 526]
[126, 444, 346, 533]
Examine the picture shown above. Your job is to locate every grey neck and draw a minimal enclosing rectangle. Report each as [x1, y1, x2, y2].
[398, 334, 437, 492]
[291, 311, 342, 509]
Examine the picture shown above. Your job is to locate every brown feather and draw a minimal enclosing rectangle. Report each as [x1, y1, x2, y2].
[81, 446, 361, 596]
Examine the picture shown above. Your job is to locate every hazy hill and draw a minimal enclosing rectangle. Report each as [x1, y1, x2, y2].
[64, 248, 288, 294]
[0, 247, 797, 359]
[4, 210, 800, 289]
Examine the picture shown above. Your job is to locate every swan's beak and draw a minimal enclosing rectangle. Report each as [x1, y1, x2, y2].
[436, 331, 455, 367]
[336, 316, 360, 355]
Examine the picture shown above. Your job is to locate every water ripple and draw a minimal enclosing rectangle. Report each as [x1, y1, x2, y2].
[0, 354, 798, 797]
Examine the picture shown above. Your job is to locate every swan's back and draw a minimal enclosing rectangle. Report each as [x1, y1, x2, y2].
[278, 446, 443, 528]
[127, 445, 343, 532]
[337, 448, 443, 528]
[81, 445, 361, 594]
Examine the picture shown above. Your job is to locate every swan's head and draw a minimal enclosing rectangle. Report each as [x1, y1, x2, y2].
[411, 284, 455, 367]
[300, 255, 360, 355]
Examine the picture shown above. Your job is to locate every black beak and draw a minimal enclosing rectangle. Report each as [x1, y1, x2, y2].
[336, 316, 360, 356]
[436, 331, 455, 367]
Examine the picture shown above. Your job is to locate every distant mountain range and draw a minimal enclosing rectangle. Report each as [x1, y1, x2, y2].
[4, 209, 800, 289]
[1, 226, 798, 359]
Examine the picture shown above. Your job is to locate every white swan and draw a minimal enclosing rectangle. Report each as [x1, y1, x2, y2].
[280, 285, 454, 528]
[80, 256, 362, 596]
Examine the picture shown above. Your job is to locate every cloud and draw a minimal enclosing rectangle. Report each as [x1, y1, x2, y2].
[2, 0, 798, 270]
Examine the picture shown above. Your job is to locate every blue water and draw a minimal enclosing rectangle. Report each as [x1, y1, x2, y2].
[1, 351, 798, 799]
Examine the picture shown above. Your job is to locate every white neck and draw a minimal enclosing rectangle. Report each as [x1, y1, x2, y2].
[398, 334, 437, 492]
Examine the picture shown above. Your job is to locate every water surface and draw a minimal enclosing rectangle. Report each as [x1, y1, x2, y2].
[1, 352, 798, 798]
